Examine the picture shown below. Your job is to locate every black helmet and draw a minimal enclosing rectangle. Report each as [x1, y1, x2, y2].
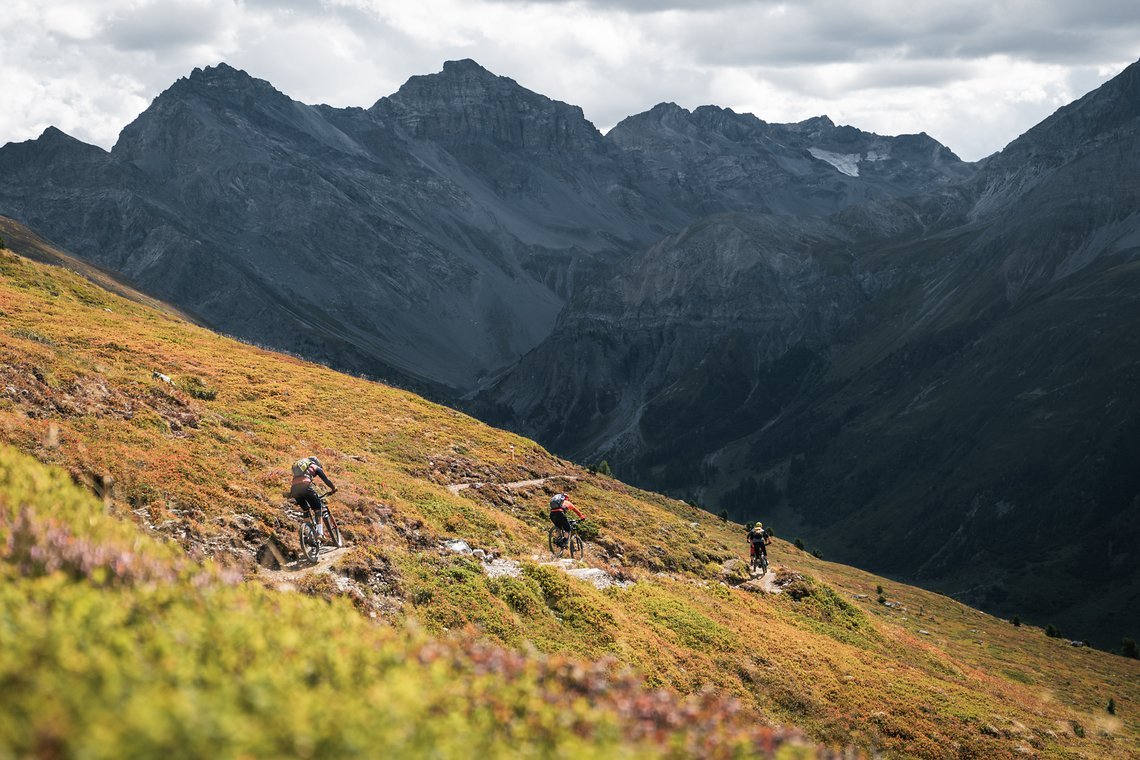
[310, 457, 322, 468]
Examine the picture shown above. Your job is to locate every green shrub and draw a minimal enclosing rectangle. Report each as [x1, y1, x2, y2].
[794, 537, 805, 551]
[1123, 637, 1139, 659]
[1045, 624, 1062, 638]
[525, 565, 616, 641]
[576, 519, 600, 542]
[8, 327, 56, 346]
[488, 574, 544, 616]
[1012, 616, 1021, 627]
[640, 589, 735, 652]
[1108, 698, 1116, 715]
[176, 375, 218, 400]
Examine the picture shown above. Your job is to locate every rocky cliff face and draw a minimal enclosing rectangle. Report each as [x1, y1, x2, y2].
[608, 104, 970, 217]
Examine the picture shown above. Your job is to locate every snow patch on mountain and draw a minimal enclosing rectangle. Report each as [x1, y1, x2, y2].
[808, 148, 861, 177]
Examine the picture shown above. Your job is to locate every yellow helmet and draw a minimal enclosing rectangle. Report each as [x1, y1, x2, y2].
[755, 522, 763, 529]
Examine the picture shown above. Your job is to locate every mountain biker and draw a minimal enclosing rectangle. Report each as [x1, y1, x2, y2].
[290, 456, 337, 537]
[549, 492, 585, 544]
[748, 521, 771, 565]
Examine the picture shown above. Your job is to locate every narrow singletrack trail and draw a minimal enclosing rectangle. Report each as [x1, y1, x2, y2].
[446, 474, 579, 495]
[259, 545, 351, 582]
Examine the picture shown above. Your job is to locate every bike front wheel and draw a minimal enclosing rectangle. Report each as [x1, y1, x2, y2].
[568, 533, 584, 560]
[322, 509, 343, 549]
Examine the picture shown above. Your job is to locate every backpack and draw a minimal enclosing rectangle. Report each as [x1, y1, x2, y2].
[549, 493, 566, 511]
[292, 457, 314, 478]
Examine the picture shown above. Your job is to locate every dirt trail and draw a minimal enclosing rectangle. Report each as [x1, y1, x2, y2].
[446, 474, 579, 495]
[258, 545, 351, 583]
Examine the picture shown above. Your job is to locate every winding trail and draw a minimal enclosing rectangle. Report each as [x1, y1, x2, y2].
[445, 474, 579, 495]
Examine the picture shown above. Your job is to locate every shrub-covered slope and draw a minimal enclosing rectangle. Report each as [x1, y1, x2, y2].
[1, 239, 1138, 758]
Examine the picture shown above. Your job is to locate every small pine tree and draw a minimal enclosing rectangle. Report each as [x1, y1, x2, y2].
[1123, 637, 1139, 659]
[793, 537, 805, 551]
[1012, 616, 1021, 627]
[876, 584, 884, 595]
[595, 460, 613, 477]
[1107, 698, 1116, 715]
[0, 234, 6, 250]
[717, 509, 729, 522]
[877, 594, 886, 605]
[1046, 624, 1062, 638]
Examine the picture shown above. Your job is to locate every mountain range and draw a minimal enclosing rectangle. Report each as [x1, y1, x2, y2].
[2, 58, 1138, 647]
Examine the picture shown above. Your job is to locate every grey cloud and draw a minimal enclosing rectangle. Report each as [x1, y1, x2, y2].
[756, 60, 981, 98]
[495, 0, 769, 11]
[101, 1, 231, 52]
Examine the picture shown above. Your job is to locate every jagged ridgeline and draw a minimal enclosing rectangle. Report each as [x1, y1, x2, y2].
[2, 229, 1138, 757]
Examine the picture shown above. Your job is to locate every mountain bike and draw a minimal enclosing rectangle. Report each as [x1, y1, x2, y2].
[296, 491, 343, 562]
[751, 544, 769, 575]
[548, 518, 585, 560]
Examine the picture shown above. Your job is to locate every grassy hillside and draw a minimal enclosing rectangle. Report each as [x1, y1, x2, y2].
[1, 232, 1138, 758]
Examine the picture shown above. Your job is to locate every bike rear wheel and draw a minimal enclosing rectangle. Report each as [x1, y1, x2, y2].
[548, 526, 567, 558]
[299, 521, 320, 562]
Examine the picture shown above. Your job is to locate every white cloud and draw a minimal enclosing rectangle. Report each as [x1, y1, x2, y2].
[1, 0, 1138, 160]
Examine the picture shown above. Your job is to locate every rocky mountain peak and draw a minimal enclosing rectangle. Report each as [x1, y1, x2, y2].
[372, 59, 602, 152]
[783, 115, 835, 137]
[110, 61, 330, 175]
[161, 62, 282, 105]
[970, 57, 1140, 218]
[0, 126, 107, 175]
[439, 57, 496, 79]
[606, 103, 707, 149]
[998, 57, 1140, 161]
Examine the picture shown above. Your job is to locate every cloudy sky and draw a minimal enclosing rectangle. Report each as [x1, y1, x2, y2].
[2, 0, 1139, 161]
